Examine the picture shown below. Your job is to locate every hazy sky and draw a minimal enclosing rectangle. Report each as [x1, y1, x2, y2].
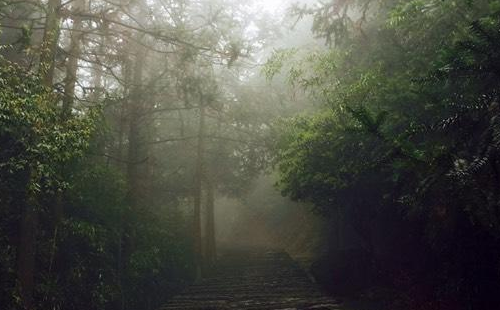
[254, 0, 291, 15]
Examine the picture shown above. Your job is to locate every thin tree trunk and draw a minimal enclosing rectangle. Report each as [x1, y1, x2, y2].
[120, 39, 147, 308]
[19, 3, 61, 303]
[126, 45, 145, 210]
[193, 102, 205, 280]
[115, 45, 132, 310]
[125, 1, 148, 210]
[204, 178, 216, 268]
[91, 22, 107, 103]
[116, 107, 126, 310]
[47, 3, 86, 287]
[204, 116, 221, 270]
[39, 0, 62, 87]
[16, 168, 37, 310]
[62, 1, 85, 118]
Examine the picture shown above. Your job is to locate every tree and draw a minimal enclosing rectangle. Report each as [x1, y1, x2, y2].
[0, 0, 281, 308]
[271, 0, 500, 308]
[0, 58, 95, 309]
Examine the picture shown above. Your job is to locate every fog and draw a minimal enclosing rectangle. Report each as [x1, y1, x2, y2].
[1, 0, 500, 309]
[214, 175, 327, 255]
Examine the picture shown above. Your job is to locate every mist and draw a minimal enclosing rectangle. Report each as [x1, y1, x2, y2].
[1, 0, 500, 309]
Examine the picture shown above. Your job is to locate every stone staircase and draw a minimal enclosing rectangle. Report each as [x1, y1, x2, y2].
[160, 248, 340, 310]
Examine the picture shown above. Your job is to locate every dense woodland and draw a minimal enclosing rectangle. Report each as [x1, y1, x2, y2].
[1, 0, 500, 309]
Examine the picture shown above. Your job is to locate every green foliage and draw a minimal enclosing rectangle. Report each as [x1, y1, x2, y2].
[0, 56, 193, 309]
[273, 0, 500, 308]
[61, 162, 191, 310]
[288, 0, 379, 46]
[0, 58, 96, 195]
[262, 48, 298, 80]
[0, 58, 98, 308]
[18, 24, 32, 51]
[0, 0, 280, 309]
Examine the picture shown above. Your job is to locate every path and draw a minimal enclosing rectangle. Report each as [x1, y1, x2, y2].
[160, 248, 340, 310]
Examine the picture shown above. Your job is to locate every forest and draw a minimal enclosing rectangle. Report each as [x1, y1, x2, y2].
[1, 0, 500, 309]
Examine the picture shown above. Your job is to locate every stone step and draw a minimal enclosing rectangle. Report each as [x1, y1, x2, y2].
[160, 249, 338, 310]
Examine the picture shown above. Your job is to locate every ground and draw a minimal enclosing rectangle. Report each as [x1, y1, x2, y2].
[161, 248, 341, 310]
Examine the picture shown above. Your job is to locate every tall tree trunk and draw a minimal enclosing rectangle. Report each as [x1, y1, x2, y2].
[204, 116, 220, 270]
[125, 0, 148, 210]
[16, 168, 37, 310]
[62, 1, 85, 118]
[39, 0, 62, 87]
[114, 43, 133, 310]
[46, 2, 86, 287]
[18, 3, 61, 305]
[120, 39, 147, 308]
[193, 102, 206, 280]
[115, 105, 126, 310]
[126, 44, 145, 210]
[204, 178, 216, 268]
[91, 21, 107, 104]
